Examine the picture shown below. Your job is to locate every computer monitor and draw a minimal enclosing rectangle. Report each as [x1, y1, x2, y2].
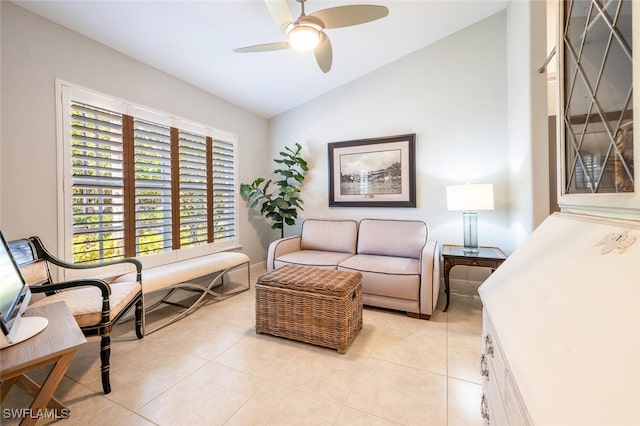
[0, 231, 47, 349]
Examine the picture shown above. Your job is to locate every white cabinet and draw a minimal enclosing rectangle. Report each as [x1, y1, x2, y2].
[480, 312, 530, 426]
[479, 213, 640, 425]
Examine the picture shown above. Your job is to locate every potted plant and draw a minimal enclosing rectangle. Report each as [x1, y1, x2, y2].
[240, 143, 308, 238]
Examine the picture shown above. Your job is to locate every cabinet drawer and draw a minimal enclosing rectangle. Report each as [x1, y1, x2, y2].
[453, 258, 501, 268]
[482, 316, 507, 397]
[504, 373, 531, 426]
[482, 379, 509, 426]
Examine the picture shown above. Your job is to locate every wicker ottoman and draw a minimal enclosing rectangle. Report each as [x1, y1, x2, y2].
[255, 265, 363, 354]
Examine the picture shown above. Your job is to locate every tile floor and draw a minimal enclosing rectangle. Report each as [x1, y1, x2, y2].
[2, 269, 484, 426]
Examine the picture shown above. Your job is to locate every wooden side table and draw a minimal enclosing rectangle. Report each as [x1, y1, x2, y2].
[442, 245, 506, 312]
[0, 301, 87, 426]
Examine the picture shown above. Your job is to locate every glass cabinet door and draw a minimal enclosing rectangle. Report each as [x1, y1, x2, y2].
[558, 0, 639, 218]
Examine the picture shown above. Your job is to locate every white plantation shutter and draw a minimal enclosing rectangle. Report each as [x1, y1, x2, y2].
[212, 138, 237, 240]
[178, 130, 209, 248]
[70, 101, 125, 263]
[133, 118, 173, 255]
[60, 83, 240, 265]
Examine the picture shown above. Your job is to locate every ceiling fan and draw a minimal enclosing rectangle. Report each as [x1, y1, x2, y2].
[234, 0, 389, 73]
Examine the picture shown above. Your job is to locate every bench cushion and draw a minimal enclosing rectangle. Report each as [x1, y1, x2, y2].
[113, 251, 249, 294]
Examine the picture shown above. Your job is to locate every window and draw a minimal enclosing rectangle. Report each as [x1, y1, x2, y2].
[59, 83, 239, 267]
[70, 101, 126, 263]
[132, 117, 173, 256]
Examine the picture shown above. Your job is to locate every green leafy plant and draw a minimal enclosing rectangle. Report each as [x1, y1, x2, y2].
[240, 143, 309, 238]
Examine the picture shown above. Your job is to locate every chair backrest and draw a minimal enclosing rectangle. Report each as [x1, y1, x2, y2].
[8, 239, 53, 287]
[300, 219, 358, 254]
[357, 219, 428, 259]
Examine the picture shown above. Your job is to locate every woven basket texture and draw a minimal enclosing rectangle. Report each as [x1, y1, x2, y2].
[256, 266, 363, 353]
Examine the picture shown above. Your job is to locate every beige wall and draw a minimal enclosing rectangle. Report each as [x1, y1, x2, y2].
[0, 2, 272, 264]
[270, 11, 512, 254]
[506, 0, 550, 250]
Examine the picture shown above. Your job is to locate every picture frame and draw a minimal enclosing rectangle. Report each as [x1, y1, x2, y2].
[328, 134, 416, 207]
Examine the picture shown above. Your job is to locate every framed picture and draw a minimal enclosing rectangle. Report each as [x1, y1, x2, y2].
[328, 134, 416, 207]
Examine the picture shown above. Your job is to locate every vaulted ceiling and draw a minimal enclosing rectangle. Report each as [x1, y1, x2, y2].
[13, 0, 508, 118]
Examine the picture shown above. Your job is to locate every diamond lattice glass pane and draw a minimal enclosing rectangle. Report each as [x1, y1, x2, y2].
[608, 0, 633, 50]
[595, 37, 632, 118]
[565, 61, 592, 121]
[581, 10, 610, 89]
[565, 0, 591, 53]
[563, 0, 633, 194]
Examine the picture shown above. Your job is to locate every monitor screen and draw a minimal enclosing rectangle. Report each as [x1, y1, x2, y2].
[0, 232, 29, 334]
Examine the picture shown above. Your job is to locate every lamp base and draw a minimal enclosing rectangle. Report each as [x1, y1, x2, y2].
[462, 212, 479, 255]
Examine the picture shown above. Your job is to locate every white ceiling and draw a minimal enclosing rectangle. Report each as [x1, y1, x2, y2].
[13, 0, 508, 118]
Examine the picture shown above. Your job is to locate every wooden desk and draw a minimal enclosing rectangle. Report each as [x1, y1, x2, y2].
[442, 245, 506, 312]
[0, 302, 87, 426]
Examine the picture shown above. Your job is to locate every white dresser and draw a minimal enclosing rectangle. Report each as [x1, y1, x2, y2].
[478, 213, 639, 425]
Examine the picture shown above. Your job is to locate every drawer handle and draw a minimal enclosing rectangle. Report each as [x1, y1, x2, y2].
[481, 394, 490, 421]
[480, 354, 490, 380]
[484, 334, 495, 357]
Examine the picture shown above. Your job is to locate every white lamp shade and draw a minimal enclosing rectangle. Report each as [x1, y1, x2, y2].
[446, 184, 494, 211]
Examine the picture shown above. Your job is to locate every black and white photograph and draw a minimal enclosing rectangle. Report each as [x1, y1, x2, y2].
[339, 148, 402, 196]
[328, 134, 416, 207]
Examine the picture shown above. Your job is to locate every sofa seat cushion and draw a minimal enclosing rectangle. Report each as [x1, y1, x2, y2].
[338, 254, 420, 301]
[274, 250, 354, 269]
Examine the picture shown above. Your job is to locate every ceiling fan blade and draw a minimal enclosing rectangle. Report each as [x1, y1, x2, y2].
[234, 41, 290, 53]
[265, 0, 293, 34]
[310, 5, 388, 29]
[314, 34, 332, 73]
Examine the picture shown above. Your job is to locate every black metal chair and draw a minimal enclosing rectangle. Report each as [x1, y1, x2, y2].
[8, 236, 144, 394]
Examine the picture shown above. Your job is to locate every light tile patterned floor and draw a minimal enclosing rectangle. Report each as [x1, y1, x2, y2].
[2, 269, 484, 425]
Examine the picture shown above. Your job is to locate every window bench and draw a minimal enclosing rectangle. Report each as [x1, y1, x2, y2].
[112, 251, 250, 333]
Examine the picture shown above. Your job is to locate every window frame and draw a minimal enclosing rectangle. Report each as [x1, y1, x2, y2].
[56, 80, 240, 280]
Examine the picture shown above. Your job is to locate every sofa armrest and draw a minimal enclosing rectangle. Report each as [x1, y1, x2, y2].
[266, 236, 302, 271]
[419, 240, 441, 316]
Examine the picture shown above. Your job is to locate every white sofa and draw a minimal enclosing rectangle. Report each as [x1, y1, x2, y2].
[267, 219, 440, 319]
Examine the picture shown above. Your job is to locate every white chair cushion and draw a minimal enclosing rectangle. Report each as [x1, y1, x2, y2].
[30, 281, 141, 327]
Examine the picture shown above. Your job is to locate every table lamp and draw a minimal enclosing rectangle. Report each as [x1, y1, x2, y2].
[446, 184, 494, 254]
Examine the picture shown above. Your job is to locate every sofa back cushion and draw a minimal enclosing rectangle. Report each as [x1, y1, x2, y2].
[357, 219, 428, 259]
[300, 219, 358, 254]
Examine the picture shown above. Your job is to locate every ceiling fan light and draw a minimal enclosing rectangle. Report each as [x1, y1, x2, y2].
[289, 26, 320, 50]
